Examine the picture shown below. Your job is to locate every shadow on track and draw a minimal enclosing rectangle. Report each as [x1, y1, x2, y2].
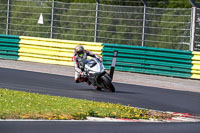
[75, 88, 142, 95]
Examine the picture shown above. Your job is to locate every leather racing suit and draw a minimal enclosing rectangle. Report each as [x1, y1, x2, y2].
[72, 50, 102, 83]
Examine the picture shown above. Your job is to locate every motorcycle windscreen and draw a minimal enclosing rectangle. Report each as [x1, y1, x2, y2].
[87, 59, 97, 68]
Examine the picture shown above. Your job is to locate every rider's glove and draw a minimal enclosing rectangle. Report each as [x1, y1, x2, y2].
[80, 71, 85, 76]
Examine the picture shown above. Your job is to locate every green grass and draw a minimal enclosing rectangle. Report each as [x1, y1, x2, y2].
[0, 88, 172, 120]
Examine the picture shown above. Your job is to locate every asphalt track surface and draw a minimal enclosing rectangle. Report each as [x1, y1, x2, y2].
[0, 67, 200, 133]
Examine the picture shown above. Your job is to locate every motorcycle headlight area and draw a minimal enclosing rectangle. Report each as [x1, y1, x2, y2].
[88, 60, 97, 68]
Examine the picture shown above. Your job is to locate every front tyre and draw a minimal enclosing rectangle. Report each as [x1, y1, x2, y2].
[102, 76, 115, 92]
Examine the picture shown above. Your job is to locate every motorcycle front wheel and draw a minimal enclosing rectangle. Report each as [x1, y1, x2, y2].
[102, 75, 115, 92]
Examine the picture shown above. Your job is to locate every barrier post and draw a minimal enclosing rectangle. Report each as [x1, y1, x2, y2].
[110, 50, 118, 80]
[50, 0, 55, 38]
[141, 0, 147, 47]
[6, 0, 11, 35]
[190, 7, 197, 51]
[94, 0, 100, 42]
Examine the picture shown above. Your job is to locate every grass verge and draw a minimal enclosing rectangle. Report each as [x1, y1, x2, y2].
[0, 88, 173, 120]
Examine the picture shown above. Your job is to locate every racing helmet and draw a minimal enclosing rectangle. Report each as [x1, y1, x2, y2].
[75, 45, 84, 57]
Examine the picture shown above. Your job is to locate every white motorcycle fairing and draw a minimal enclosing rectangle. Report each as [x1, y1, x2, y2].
[82, 58, 115, 92]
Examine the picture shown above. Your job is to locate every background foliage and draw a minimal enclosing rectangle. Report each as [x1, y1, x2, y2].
[56, 0, 193, 8]
[0, 0, 199, 50]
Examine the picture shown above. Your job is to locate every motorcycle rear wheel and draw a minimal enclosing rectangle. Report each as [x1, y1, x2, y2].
[102, 76, 115, 92]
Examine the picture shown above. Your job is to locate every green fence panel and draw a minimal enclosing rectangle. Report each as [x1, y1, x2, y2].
[0, 34, 20, 60]
[0, 34, 20, 38]
[0, 51, 18, 55]
[0, 55, 19, 60]
[104, 61, 145, 70]
[103, 43, 192, 54]
[0, 46, 19, 51]
[105, 65, 191, 78]
[103, 52, 192, 64]
[0, 42, 20, 47]
[144, 60, 192, 69]
[103, 57, 145, 64]
[0, 38, 21, 44]
[105, 65, 145, 73]
[104, 61, 191, 73]
[102, 43, 193, 78]
[143, 69, 192, 78]
[103, 55, 192, 69]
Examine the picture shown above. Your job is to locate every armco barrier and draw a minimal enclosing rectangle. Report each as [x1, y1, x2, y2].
[18, 36, 103, 66]
[0, 34, 20, 60]
[102, 43, 200, 79]
[0, 34, 199, 79]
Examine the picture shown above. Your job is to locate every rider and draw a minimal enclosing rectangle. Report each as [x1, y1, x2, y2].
[72, 45, 102, 83]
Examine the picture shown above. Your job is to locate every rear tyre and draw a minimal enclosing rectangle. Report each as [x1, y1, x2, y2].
[102, 76, 115, 92]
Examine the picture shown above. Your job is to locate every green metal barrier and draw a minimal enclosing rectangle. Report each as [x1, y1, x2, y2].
[0, 34, 20, 60]
[0, 34, 199, 79]
[102, 43, 193, 78]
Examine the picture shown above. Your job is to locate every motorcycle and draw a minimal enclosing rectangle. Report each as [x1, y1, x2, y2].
[80, 57, 115, 92]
